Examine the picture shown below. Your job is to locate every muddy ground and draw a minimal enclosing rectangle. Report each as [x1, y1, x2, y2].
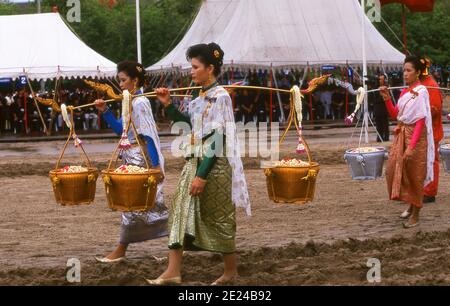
[0, 129, 449, 285]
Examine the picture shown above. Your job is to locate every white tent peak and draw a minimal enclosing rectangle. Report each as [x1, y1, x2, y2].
[147, 0, 404, 72]
[0, 12, 117, 80]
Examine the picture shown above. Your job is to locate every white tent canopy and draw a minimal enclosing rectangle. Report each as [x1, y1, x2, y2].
[147, 0, 405, 73]
[0, 13, 117, 80]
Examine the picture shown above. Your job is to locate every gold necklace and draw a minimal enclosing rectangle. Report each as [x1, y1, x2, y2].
[190, 100, 213, 145]
[199, 81, 218, 97]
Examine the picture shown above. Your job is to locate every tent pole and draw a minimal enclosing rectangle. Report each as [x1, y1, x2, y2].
[152, 72, 163, 89]
[309, 64, 315, 123]
[269, 64, 273, 126]
[26, 75, 48, 135]
[136, 0, 142, 63]
[231, 61, 235, 110]
[345, 61, 349, 116]
[361, 0, 369, 143]
[23, 88, 28, 135]
[158, 72, 164, 88]
[49, 75, 61, 135]
[108, 77, 122, 93]
[271, 67, 285, 123]
[163, 71, 169, 87]
[180, 72, 193, 112]
[95, 89, 101, 130]
[150, 74, 159, 89]
[401, 4, 408, 55]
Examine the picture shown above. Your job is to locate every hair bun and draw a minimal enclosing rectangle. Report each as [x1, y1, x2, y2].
[208, 42, 224, 61]
[186, 43, 224, 77]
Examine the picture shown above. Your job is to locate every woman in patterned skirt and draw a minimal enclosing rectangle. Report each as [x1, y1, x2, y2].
[94, 61, 168, 262]
[380, 55, 434, 228]
[147, 43, 251, 285]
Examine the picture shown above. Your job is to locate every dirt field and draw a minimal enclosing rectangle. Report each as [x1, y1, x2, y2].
[0, 129, 449, 285]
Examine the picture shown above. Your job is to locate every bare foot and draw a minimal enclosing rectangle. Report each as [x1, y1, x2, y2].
[212, 273, 239, 285]
[403, 214, 420, 228]
[157, 270, 181, 280]
[105, 245, 126, 260]
[406, 215, 419, 225]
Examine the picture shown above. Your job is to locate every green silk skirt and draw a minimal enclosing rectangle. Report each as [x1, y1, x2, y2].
[168, 157, 236, 254]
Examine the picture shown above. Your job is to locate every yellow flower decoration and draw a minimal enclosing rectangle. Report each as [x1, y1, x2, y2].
[214, 50, 220, 58]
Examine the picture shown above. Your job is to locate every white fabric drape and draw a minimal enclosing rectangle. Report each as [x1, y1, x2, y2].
[188, 86, 251, 216]
[397, 85, 435, 186]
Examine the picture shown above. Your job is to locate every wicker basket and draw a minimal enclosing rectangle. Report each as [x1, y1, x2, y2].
[102, 169, 163, 212]
[102, 100, 163, 212]
[49, 112, 99, 206]
[264, 162, 320, 204]
[263, 86, 320, 204]
[49, 168, 99, 205]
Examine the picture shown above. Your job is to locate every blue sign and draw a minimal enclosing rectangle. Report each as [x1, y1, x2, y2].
[0, 78, 12, 84]
[321, 65, 336, 71]
[19, 75, 27, 85]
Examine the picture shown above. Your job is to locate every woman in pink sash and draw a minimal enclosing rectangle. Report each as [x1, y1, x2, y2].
[380, 55, 434, 228]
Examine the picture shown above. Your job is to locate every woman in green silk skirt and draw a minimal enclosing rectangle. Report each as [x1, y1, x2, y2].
[147, 43, 251, 285]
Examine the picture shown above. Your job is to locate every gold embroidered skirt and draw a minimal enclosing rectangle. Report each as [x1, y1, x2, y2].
[168, 157, 236, 253]
[386, 122, 427, 208]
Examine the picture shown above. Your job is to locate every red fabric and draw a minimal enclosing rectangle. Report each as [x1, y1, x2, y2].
[421, 75, 442, 197]
[99, 0, 117, 9]
[409, 118, 425, 149]
[379, 0, 435, 12]
[384, 98, 399, 119]
[423, 142, 440, 197]
[421, 75, 444, 142]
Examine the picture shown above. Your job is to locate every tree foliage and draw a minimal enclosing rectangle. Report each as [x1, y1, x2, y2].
[374, 0, 450, 66]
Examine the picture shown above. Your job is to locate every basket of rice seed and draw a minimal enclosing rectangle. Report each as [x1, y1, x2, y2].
[262, 85, 320, 204]
[101, 90, 163, 212]
[49, 104, 99, 205]
[102, 164, 163, 212]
